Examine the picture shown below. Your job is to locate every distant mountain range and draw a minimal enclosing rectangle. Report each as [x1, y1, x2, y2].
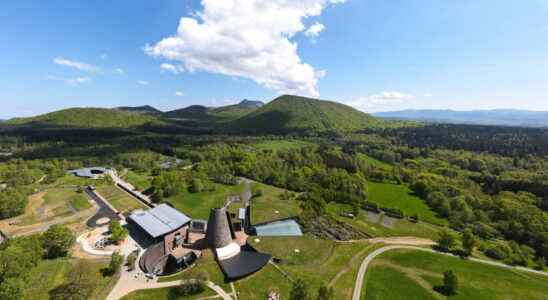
[4, 96, 381, 134]
[374, 109, 548, 127]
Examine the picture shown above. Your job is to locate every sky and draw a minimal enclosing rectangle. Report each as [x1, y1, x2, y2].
[1, 0, 548, 118]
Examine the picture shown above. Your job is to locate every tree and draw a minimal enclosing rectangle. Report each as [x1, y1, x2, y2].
[317, 283, 334, 300]
[290, 279, 311, 300]
[437, 229, 456, 252]
[462, 228, 476, 256]
[50, 260, 99, 300]
[107, 251, 123, 276]
[42, 225, 75, 258]
[0, 278, 23, 300]
[109, 220, 128, 244]
[189, 178, 204, 193]
[443, 270, 458, 295]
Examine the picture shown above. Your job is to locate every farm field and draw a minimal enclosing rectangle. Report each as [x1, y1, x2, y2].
[363, 249, 548, 300]
[23, 258, 117, 300]
[95, 184, 146, 213]
[368, 181, 447, 226]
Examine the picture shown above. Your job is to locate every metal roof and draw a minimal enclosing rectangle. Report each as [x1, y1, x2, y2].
[129, 204, 191, 238]
[68, 167, 108, 178]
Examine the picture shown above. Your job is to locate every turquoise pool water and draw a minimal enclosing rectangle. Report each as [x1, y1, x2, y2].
[254, 219, 303, 236]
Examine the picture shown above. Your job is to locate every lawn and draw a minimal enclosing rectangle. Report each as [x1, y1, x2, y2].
[123, 170, 153, 192]
[95, 184, 146, 213]
[43, 187, 91, 211]
[166, 183, 246, 220]
[157, 250, 230, 290]
[363, 249, 548, 300]
[251, 139, 314, 152]
[23, 259, 117, 300]
[249, 182, 301, 225]
[121, 288, 213, 300]
[18, 187, 91, 226]
[249, 236, 376, 297]
[327, 202, 441, 240]
[368, 181, 446, 226]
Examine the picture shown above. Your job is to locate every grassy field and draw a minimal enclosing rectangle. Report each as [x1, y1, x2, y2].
[95, 184, 146, 213]
[363, 249, 548, 300]
[368, 181, 446, 226]
[18, 187, 91, 226]
[249, 236, 378, 298]
[251, 139, 314, 152]
[123, 170, 153, 192]
[327, 202, 441, 240]
[250, 182, 301, 225]
[358, 153, 394, 171]
[43, 187, 91, 211]
[166, 183, 246, 220]
[23, 259, 117, 300]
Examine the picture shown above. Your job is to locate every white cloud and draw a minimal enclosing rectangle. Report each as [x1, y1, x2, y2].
[344, 91, 415, 112]
[137, 80, 149, 85]
[160, 63, 184, 74]
[175, 90, 185, 96]
[47, 75, 91, 85]
[53, 57, 100, 73]
[115, 68, 125, 74]
[304, 22, 325, 38]
[424, 93, 433, 97]
[145, 0, 345, 97]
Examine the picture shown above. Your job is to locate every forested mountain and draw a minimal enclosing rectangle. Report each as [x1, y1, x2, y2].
[5, 107, 160, 128]
[163, 99, 264, 122]
[231, 95, 381, 134]
[116, 105, 162, 115]
[374, 109, 548, 127]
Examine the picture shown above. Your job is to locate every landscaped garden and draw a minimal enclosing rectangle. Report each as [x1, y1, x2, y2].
[363, 249, 548, 300]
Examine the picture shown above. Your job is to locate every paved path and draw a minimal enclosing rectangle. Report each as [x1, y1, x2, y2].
[107, 262, 233, 300]
[352, 245, 548, 300]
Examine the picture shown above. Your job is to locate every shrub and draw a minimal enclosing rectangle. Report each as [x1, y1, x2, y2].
[175, 280, 205, 296]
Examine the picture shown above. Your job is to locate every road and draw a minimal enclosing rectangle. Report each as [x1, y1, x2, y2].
[352, 245, 548, 300]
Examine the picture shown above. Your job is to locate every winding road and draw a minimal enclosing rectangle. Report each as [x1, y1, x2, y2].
[352, 244, 548, 300]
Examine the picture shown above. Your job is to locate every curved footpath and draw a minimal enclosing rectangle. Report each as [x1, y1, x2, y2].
[352, 245, 548, 300]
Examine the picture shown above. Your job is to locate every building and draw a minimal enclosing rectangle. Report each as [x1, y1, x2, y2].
[206, 207, 271, 280]
[68, 167, 111, 179]
[128, 204, 196, 275]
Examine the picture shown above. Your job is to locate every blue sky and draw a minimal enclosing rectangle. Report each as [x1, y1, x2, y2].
[1, 0, 547, 118]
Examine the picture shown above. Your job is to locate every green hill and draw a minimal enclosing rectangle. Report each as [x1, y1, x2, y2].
[116, 105, 162, 115]
[164, 100, 263, 122]
[7, 107, 159, 128]
[230, 95, 381, 134]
